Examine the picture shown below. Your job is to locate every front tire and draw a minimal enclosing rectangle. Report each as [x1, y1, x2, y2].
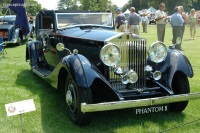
[169, 72, 190, 112]
[65, 76, 92, 126]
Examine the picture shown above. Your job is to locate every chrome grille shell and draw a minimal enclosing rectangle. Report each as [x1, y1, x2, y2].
[105, 33, 147, 91]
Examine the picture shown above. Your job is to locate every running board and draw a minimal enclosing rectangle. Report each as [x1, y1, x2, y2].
[32, 67, 52, 77]
[81, 92, 200, 112]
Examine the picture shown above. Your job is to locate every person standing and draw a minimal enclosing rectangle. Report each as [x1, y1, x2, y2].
[155, 3, 167, 42]
[198, 11, 200, 27]
[170, 7, 184, 50]
[127, 7, 141, 35]
[178, 6, 188, 41]
[115, 8, 125, 32]
[141, 13, 149, 33]
[189, 9, 198, 39]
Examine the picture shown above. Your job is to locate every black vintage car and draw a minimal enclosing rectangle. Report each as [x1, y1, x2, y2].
[26, 10, 200, 126]
[0, 15, 34, 45]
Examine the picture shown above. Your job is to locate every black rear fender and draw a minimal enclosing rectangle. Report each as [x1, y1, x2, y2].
[26, 41, 44, 67]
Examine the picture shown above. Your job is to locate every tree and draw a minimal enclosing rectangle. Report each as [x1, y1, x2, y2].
[98, 0, 108, 11]
[80, 0, 109, 11]
[191, 0, 200, 10]
[57, 0, 78, 10]
[80, 0, 99, 11]
[127, 0, 148, 12]
[0, 5, 2, 16]
[25, 0, 42, 16]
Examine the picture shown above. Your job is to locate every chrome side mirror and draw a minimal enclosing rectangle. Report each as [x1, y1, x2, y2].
[56, 43, 64, 51]
[56, 43, 72, 54]
[176, 37, 181, 45]
[169, 37, 181, 49]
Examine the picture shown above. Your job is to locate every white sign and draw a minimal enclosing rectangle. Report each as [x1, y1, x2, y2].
[5, 99, 36, 117]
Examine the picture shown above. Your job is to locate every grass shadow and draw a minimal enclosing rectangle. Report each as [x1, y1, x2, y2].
[15, 70, 187, 133]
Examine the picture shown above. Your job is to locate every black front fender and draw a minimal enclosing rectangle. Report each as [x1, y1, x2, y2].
[62, 54, 121, 101]
[165, 49, 193, 88]
[62, 54, 109, 87]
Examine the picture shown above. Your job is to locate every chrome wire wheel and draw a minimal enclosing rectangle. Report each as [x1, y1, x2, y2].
[65, 77, 92, 126]
[66, 80, 78, 117]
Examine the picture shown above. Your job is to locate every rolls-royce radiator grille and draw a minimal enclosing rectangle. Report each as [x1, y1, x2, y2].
[109, 40, 147, 91]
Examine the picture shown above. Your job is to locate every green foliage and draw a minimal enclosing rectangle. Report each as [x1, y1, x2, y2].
[128, 0, 148, 12]
[57, 0, 79, 10]
[25, 0, 42, 16]
[191, 0, 200, 10]
[80, 0, 99, 11]
[80, 0, 109, 11]
[0, 0, 42, 16]
[1, 25, 200, 132]
[0, 5, 2, 16]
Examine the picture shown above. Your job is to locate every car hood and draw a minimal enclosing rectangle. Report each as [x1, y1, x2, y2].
[59, 27, 119, 41]
[0, 24, 13, 30]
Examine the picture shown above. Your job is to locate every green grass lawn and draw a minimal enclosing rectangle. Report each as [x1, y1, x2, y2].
[1, 24, 200, 133]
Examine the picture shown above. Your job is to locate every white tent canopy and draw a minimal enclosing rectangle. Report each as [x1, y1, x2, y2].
[147, 6, 157, 14]
[123, 9, 130, 14]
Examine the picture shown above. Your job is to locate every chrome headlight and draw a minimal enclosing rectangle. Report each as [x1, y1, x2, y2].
[100, 43, 120, 66]
[121, 70, 138, 84]
[148, 41, 167, 63]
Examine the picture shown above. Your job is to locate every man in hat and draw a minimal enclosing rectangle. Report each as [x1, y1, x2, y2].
[115, 8, 125, 32]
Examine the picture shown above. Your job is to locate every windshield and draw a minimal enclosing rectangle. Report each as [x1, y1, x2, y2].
[56, 13, 113, 29]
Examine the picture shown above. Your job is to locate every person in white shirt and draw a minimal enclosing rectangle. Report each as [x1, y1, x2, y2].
[155, 3, 167, 42]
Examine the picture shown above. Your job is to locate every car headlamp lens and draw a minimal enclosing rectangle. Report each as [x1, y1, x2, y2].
[121, 74, 129, 84]
[148, 41, 167, 63]
[128, 70, 138, 84]
[100, 43, 120, 66]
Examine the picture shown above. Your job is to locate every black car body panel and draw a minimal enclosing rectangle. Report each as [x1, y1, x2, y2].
[26, 10, 200, 126]
[164, 49, 193, 88]
[59, 28, 117, 41]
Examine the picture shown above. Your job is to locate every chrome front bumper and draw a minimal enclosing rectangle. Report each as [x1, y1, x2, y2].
[81, 92, 200, 112]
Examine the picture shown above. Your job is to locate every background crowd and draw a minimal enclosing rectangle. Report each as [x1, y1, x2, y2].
[114, 2, 200, 51]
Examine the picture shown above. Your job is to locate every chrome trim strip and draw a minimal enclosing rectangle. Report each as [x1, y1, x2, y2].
[104, 32, 124, 42]
[4, 41, 17, 44]
[81, 92, 200, 112]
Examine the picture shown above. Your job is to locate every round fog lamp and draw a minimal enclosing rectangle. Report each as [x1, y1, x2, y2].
[121, 74, 129, 84]
[128, 70, 138, 83]
[153, 71, 162, 80]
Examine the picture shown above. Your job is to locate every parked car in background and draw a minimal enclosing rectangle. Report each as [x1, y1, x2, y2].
[148, 13, 156, 24]
[26, 10, 199, 126]
[0, 15, 34, 45]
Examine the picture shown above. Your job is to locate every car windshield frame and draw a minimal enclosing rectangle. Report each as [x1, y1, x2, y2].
[55, 12, 114, 29]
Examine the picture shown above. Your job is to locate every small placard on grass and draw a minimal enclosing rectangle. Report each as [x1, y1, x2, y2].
[5, 99, 36, 117]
